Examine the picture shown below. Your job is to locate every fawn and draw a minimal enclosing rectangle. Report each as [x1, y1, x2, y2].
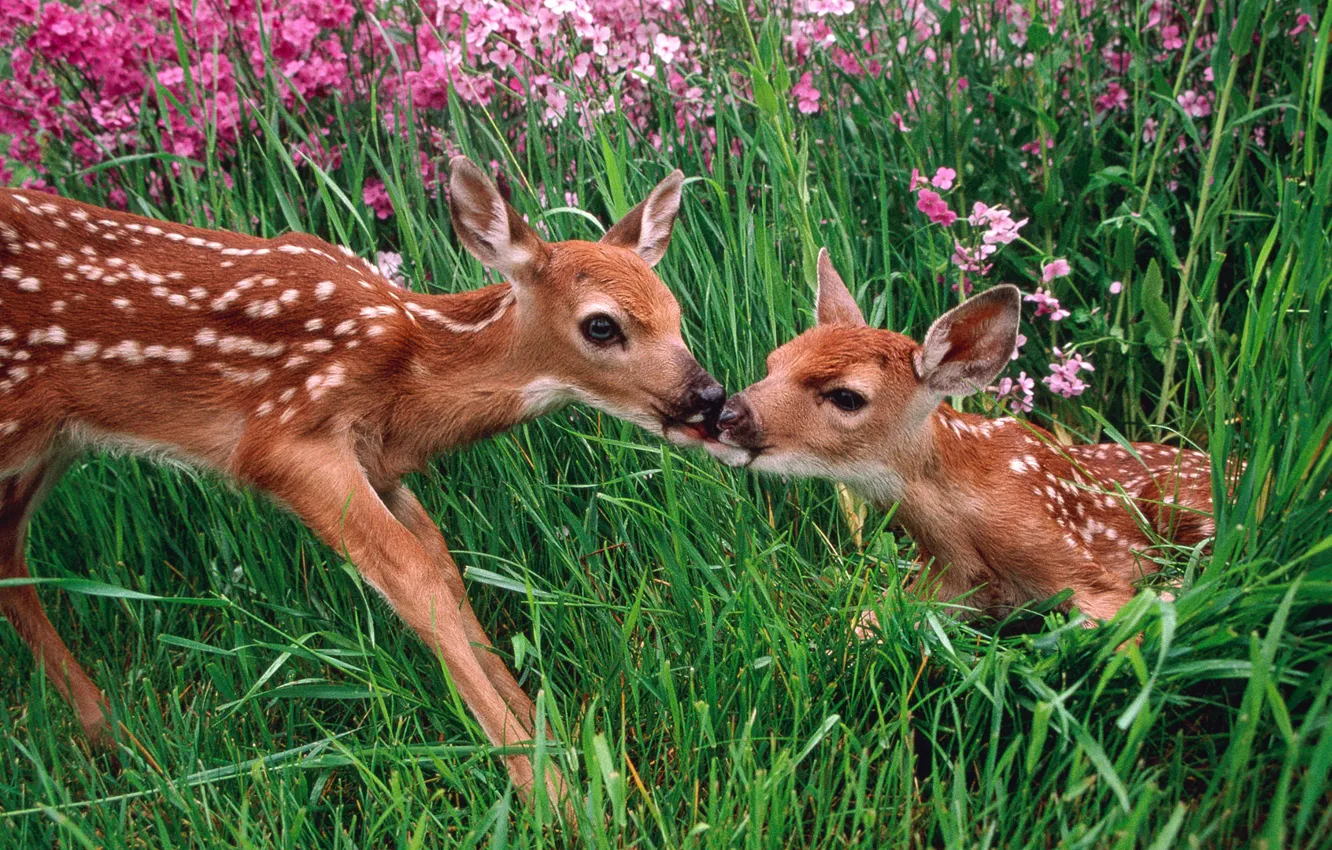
[709, 249, 1214, 624]
[0, 158, 727, 808]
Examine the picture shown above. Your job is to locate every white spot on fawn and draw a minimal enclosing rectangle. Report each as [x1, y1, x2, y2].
[315, 281, 335, 300]
[28, 326, 68, 345]
[68, 341, 101, 362]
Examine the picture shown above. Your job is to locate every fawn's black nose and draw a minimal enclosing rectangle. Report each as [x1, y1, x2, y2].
[716, 395, 754, 437]
[696, 383, 726, 410]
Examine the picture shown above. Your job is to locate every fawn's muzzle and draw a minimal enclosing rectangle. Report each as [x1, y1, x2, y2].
[660, 369, 726, 443]
[715, 394, 762, 450]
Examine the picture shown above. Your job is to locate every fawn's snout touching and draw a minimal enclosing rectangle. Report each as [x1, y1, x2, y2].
[710, 249, 1215, 623]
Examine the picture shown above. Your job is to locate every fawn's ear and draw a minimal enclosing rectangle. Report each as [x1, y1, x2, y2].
[600, 170, 685, 267]
[815, 248, 867, 327]
[448, 157, 550, 283]
[914, 285, 1022, 396]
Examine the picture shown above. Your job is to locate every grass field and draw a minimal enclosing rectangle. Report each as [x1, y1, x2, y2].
[2, 3, 1331, 847]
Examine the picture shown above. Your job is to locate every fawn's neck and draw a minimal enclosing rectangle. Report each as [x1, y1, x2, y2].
[862, 404, 1010, 534]
[372, 284, 563, 473]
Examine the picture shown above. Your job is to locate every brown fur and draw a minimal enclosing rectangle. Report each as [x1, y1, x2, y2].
[0, 165, 717, 817]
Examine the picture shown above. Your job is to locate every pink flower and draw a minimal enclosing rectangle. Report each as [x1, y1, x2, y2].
[1025, 288, 1069, 321]
[891, 111, 912, 132]
[1290, 14, 1313, 36]
[1109, 280, 1123, 295]
[916, 189, 957, 226]
[1011, 333, 1027, 361]
[363, 178, 393, 220]
[970, 202, 1028, 245]
[952, 241, 996, 273]
[810, 0, 855, 15]
[1143, 117, 1159, 142]
[931, 166, 956, 190]
[489, 42, 518, 68]
[1041, 258, 1071, 282]
[996, 371, 1035, 412]
[1095, 82, 1129, 113]
[793, 72, 821, 114]
[653, 33, 682, 65]
[1043, 347, 1095, 398]
[1178, 90, 1211, 118]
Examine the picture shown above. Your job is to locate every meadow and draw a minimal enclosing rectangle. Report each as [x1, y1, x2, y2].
[1, 1, 1330, 847]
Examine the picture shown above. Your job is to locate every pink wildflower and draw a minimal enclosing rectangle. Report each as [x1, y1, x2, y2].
[1109, 280, 1123, 295]
[1041, 258, 1071, 282]
[931, 167, 957, 190]
[1290, 14, 1312, 36]
[363, 178, 393, 220]
[810, 0, 855, 15]
[970, 202, 1028, 245]
[653, 34, 682, 65]
[1178, 90, 1211, 118]
[1025, 288, 1069, 321]
[996, 371, 1036, 412]
[793, 72, 822, 114]
[489, 43, 518, 68]
[1095, 82, 1129, 113]
[1043, 348, 1095, 398]
[952, 241, 996, 273]
[916, 189, 957, 226]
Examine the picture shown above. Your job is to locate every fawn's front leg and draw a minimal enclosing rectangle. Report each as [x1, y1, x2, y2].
[234, 436, 567, 809]
[381, 485, 542, 732]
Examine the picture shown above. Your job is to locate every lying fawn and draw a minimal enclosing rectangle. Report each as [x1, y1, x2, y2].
[0, 158, 726, 807]
[709, 250, 1214, 623]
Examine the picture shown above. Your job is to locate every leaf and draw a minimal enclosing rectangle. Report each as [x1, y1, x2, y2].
[1228, 0, 1262, 58]
[0, 577, 229, 607]
[749, 64, 780, 118]
[1141, 259, 1173, 341]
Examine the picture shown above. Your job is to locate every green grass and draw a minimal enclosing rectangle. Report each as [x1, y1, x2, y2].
[3, 6, 1332, 848]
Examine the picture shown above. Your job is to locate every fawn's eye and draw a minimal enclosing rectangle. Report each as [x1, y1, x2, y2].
[824, 388, 867, 412]
[581, 314, 623, 345]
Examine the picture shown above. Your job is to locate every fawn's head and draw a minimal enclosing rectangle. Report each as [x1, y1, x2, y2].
[709, 250, 1021, 497]
[448, 157, 724, 445]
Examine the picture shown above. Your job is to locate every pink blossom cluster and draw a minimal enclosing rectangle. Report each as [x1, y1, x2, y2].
[0, 0, 733, 198]
[1043, 348, 1096, 398]
[2, 0, 1304, 207]
[996, 371, 1036, 413]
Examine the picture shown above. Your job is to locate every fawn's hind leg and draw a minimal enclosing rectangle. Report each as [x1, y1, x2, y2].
[0, 454, 111, 746]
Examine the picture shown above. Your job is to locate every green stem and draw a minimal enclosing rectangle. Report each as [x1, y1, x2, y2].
[1151, 50, 1242, 425]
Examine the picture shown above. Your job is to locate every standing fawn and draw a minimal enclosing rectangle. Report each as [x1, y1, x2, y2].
[709, 250, 1214, 624]
[0, 158, 727, 809]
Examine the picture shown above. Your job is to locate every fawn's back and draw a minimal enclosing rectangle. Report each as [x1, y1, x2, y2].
[0, 190, 513, 477]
